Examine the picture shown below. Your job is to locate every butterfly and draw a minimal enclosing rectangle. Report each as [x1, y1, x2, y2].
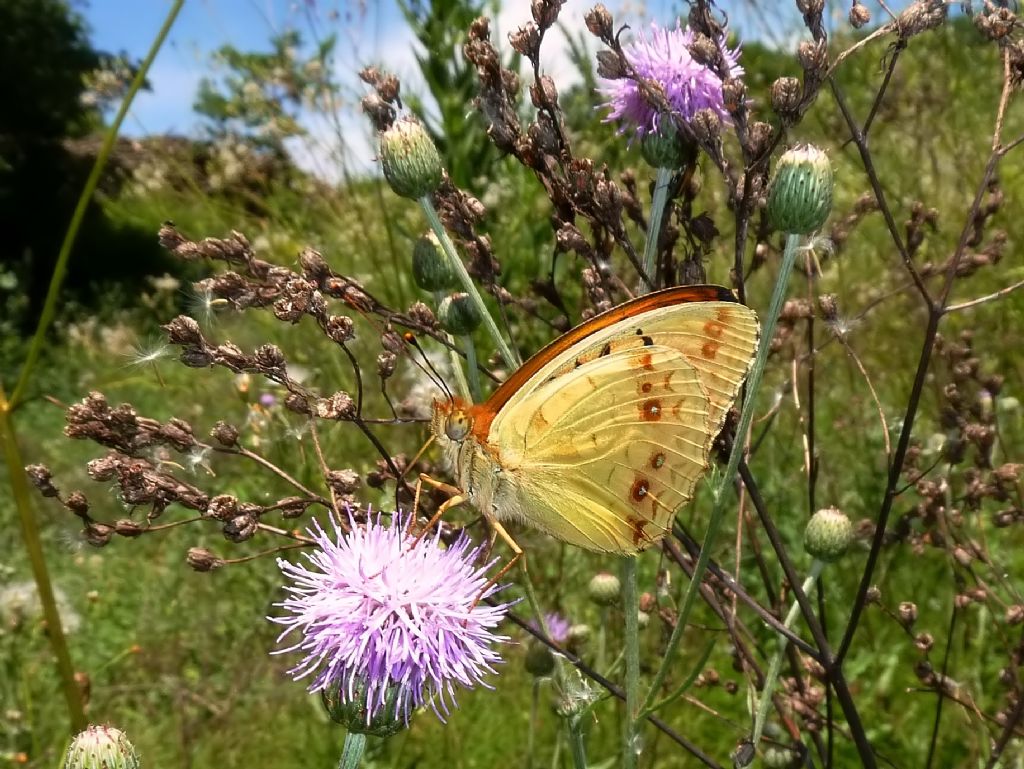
[426, 285, 759, 555]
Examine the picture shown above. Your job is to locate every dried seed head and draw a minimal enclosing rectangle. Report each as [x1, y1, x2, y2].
[377, 351, 398, 379]
[509, 23, 541, 58]
[1006, 605, 1024, 625]
[866, 585, 882, 604]
[187, 547, 224, 572]
[687, 32, 719, 67]
[25, 464, 59, 497]
[721, 77, 746, 112]
[315, 392, 357, 421]
[898, 601, 918, 626]
[897, 0, 948, 38]
[691, 108, 722, 144]
[770, 76, 802, 119]
[914, 632, 934, 652]
[327, 469, 362, 495]
[747, 121, 774, 159]
[325, 315, 355, 344]
[849, 2, 871, 28]
[584, 4, 614, 41]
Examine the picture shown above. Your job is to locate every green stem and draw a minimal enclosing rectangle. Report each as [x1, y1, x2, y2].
[418, 197, 520, 369]
[639, 232, 803, 717]
[639, 166, 673, 293]
[748, 561, 825, 758]
[621, 556, 640, 769]
[338, 732, 367, 769]
[567, 714, 589, 769]
[1, 1, 184, 738]
[9, 0, 185, 411]
[1, 383, 85, 733]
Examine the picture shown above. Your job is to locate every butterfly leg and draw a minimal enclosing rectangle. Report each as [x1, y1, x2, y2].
[408, 473, 465, 549]
[470, 516, 524, 609]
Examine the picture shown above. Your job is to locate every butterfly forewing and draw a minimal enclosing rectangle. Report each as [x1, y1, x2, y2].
[437, 285, 760, 555]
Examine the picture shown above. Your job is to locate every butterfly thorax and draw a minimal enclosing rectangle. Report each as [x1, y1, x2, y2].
[429, 398, 521, 518]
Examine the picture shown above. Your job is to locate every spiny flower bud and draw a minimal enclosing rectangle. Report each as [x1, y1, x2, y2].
[379, 116, 443, 199]
[321, 677, 406, 738]
[63, 725, 139, 769]
[412, 231, 456, 291]
[587, 571, 621, 606]
[640, 119, 696, 169]
[438, 293, 482, 335]
[804, 507, 852, 562]
[767, 144, 834, 234]
[524, 639, 556, 677]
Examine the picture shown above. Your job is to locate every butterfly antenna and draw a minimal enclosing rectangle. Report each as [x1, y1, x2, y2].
[402, 331, 454, 401]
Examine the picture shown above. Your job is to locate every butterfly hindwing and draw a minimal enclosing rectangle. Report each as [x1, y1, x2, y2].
[491, 345, 712, 553]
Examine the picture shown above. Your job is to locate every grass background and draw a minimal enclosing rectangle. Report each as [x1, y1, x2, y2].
[3, 6, 1024, 768]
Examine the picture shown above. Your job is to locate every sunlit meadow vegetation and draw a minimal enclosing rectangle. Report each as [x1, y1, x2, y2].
[4, 1, 1024, 767]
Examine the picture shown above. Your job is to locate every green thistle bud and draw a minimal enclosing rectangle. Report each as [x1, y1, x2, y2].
[438, 292, 482, 335]
[63, 725, 139, 769]
[804, 507, 853, 563]
[641, 120, 696, 169]
[412, 232, 456, 291]
[524, 639, 556, 678]
[379, 116, 443, 199]
[766, 144, 834, 234]
[321, 677, 406, 738]
[587, 571, 621, 606]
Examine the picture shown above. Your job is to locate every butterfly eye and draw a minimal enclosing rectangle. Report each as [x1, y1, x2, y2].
[445, 411, 472, 441]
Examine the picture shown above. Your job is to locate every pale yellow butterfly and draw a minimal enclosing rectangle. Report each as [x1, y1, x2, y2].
[427, 285, 760, 554]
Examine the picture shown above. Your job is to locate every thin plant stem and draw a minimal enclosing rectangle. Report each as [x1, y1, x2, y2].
[9, 0, 184, 410]
[338, 732, 367, 769]
[748, 560, 825, 757]
[0, 383, 85, 733]
[639, 166, 673, 293]
[517, 560, 585, 764]
[419, 197, 520, 369]
[462, 335, 482, 402]
[622, 555, 641, 769]
[638, 232, 802, 716]
[567, 714, 589, 769]
[1, 0, 184, 737]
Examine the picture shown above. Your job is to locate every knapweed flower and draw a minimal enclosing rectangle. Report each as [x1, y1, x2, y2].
[530, 612, 571, 644]
[272, 511, 511, 726]
[598, 21, 742, 139]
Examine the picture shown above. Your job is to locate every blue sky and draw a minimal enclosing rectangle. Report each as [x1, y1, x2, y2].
[78, 1, 814, 175]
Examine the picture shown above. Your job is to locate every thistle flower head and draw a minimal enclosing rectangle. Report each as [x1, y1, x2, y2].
[272, 510, 511, 727]
[598, 21, 742, 140]
[63, 725, 139, 769]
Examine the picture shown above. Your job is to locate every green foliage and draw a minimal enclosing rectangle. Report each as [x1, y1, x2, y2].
[194, 30, 338, 151]
[7, 8, 1024, 769]
[398, 0, 506, 188]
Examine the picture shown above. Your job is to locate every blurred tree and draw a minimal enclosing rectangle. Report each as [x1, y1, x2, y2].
[0, 0, 174, 341]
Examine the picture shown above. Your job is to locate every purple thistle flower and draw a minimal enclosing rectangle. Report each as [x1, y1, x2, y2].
[272, 511, 511, 725]
[530, 612, 571, 645]
[598, 20, 742, 139]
